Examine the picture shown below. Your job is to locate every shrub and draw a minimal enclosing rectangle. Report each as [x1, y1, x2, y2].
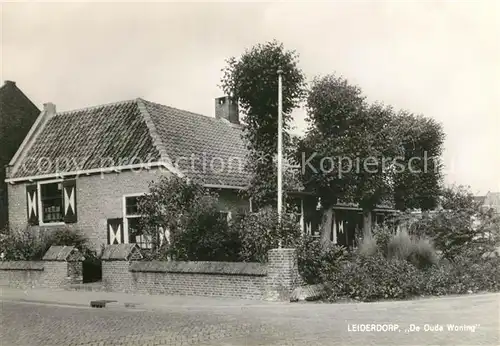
[324, 254, 422, 302]
[234, 207, 301, 263]
[385, 230, 437, 269]
[388, 187, 500, 261]
[0, 227, 96, 261]
[357, 235, 378, 258]
[410, 237, 439, 269]
[373, 224, 393, 255]
[358, 227, 438, 270]
[422, 255, 500, 295]
[0, 227, 49, 261]
[387, 230, 414, 261]
[296, 235, 349, 284]
[138, 176, 242, 261]
[168, 195, 242, 261]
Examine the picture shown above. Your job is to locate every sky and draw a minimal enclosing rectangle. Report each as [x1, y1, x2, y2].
[1, 1, 499, 195]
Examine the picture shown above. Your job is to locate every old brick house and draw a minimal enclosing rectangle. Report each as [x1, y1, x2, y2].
[6, 95, 393, 250]
[0, 81, 40, 230]
[6, 96, 253, 249]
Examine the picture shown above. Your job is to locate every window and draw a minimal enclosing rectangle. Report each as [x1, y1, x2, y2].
[40, 181, 63, 224]
[124, 195, 151, 249]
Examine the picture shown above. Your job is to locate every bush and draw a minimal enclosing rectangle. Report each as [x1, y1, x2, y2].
[358, 227, 438, 270]
[388, 187, 500, 261]
[411, 237, 439, 269]
[167, 195, 242, 261]
[234, 207, 301, 263]
[138, 176, 242, 261]
[0, 227, 49, 261]
[296, 235, 349, 284]
[0, 227, 96, 261]
[324, 254, 422, 302]
[358, 235, 378, 257]
[422, 255, 500, 295]
[373, 224, 393, 255]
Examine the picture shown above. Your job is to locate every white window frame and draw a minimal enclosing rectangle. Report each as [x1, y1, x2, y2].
[37, 178, 65, 226]
[122, 193, 150, 248]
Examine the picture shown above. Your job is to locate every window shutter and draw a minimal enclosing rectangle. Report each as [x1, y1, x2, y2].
[62, 180, 77, 223]
[107, 218, 124, 245]
[26, 184, 39, 225]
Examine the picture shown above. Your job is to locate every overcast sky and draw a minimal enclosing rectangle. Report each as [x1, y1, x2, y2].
[1, 1, 499, 195]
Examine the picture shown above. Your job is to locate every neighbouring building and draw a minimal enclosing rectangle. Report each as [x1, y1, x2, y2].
[5, 95, 393, 251]
[0, 81, 40, 230]
[480, 192, 500, 214]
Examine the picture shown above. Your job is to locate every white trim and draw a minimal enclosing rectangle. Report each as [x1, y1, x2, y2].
[300, 198, 304, 234]
[123, 193, 146, 245]
[6, 162, 168, 183]
[37, 178, 64, 226]
[332, 211, 337, 244]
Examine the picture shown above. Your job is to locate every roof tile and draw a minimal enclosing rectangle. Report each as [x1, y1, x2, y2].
[12, 98, 249, 187]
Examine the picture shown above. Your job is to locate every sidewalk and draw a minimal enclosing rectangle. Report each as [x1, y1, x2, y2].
[0, 286, 285, 311]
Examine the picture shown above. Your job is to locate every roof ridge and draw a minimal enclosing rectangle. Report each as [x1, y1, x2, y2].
[56, 98, 138, 116]
[136, 98, 185, 178]
[140, 98, 220, 123]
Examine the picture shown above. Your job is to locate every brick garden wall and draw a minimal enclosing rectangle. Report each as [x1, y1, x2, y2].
[101, 247, 299, 301]
[0, 246, 83, 289]
[0, 261, 44, 289]
[0, 261, 77, 289]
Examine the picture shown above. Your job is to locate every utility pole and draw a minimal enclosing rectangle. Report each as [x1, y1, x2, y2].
[277, 68, 283, 248]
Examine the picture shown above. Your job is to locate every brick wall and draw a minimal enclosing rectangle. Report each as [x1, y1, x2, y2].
[8, 169, 249, 251]
[0, 262, 44, 289]
[265, 248, 300, 301]
[0, 261, 82, 289]
[102, 261, 131, 292]
[101, 248, 299, 301]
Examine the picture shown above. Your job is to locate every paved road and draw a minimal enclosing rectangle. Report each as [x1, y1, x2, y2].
[1, 292, 498, 345]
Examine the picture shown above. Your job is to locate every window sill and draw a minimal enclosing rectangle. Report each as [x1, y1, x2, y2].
[39, 222, 66, 227]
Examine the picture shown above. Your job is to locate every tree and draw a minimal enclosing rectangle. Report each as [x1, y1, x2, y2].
[301, 74, 445, 239]
[138, 176, 241, 261]
[393, 113, 445, 211]
[301, 75, 400, 238]
[220, 40, 306, 208]
[440, 185, 480, 212]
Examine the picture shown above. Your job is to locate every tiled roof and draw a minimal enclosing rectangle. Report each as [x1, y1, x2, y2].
[13, 99, 161, 178]
[12, 98, 249, 187]
[141, 99, 247, 187]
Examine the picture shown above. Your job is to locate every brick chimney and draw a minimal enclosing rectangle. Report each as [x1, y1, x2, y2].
[215, 96, 239, 124]
[43, 102, 57, 119]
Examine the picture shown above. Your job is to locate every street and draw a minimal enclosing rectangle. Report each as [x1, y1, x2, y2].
[1, 290, 499, 345]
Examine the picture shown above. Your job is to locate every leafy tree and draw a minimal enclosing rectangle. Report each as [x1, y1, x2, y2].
[220, 40, 306, 208]
[301, 75, 400, 238]
[301, 74, 445, 238]
[393, 113, 445, 211]
[389, 185, 500, 260]
[138, 176, 240, 261]
[440, 185, 480, 212]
